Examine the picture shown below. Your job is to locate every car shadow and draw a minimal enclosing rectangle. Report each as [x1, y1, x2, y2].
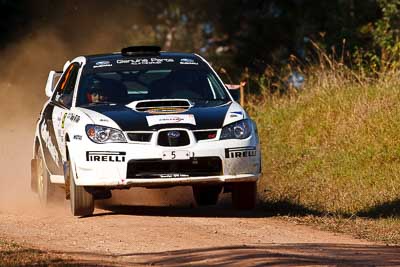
[89, 190, 400, 219]
[51, 243, 400, 266]
[92, 204, 267, 218]
[357, 199, 400, 218]
[88, 198, 322, 219]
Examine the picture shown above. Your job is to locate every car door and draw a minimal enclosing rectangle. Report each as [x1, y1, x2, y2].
[39, 63, 80, 175]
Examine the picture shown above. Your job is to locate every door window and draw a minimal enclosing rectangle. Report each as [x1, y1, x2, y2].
[52, 63, 80, 108]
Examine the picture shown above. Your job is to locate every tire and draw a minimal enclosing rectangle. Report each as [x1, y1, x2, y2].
[36, 149, 54, 206]
[192, 185, 222, 206]
[232, 181, 257, 210]
[69, 161, 94, 216]
[31, 159, 38, 193]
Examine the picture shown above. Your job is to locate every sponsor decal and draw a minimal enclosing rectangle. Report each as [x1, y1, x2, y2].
[40, 122, 60, 166]
[229, 111, 243, 118]
[180, 58, 198, 65]
[67, 113, 80, 123]
[86, 151, 126, 162]
[225, 146, 256, 159]
[58, 129, 64, 143]
[96, 61, 110, 65]
[93, 61, 112, 68]
[160, 173, 189, 178]
[73, 135, 82, 140]
[61, 113, 68, 129]
[167, 130, 181, 138]
[117, 58, 174, 65]
[146, 114, 196, 126]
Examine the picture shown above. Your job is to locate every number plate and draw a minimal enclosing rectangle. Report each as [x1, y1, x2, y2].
[162, 150, 191, 160]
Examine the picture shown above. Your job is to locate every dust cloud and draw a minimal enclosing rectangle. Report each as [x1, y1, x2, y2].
[0, 28, 69, 213]
[0, 6, 194, 214]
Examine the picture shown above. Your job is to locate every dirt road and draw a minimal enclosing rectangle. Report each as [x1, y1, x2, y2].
[0, 116, 399, 266]
[1, 189, 400, 266]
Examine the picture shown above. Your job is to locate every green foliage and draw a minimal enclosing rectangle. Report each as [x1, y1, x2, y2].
[374, 0, 400, 50]
[372, 0, 400, 70]
[351, 0, 400, 73]
[249, 74, 400, 215]
[0, 1, 384, 78]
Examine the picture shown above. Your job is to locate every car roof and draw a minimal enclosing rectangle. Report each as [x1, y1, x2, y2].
[85, 51, 199, 64]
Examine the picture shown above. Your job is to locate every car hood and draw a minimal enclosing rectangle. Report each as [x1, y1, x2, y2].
[78, 102, 233, 131]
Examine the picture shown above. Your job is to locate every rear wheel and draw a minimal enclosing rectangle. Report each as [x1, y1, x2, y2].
[69, 161, 94, 216]
[232, 182, 257, 210]
[192, 185, 222, 206]
[36, 149, 54, 205]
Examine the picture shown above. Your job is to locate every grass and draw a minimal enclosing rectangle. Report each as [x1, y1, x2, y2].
[293, 215, 400, 244]
[0, 239, 68, 266]
[247, 66, 400, 244]
[0, 238, 107, 266]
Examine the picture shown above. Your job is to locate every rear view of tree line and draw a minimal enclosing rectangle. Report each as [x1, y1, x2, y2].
[1, 0, 399, 80]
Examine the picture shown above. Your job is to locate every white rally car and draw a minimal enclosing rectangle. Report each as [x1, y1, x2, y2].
[31, 46, 261, 216]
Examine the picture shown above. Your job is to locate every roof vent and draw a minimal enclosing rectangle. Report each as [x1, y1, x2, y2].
[121, 46, 161, 57]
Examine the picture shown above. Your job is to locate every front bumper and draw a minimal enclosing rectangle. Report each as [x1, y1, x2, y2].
[84, 174, 259, 188]
[68, 136, 261, 187]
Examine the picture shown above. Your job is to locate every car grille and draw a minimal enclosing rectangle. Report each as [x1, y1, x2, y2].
[193, 130, 217, 141]
[157, 130, 190, 147]
[126, 157, 222, 178]
[127, 132, 153, 142]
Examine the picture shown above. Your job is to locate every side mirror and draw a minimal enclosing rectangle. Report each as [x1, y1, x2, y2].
[45, 70, 62, 98]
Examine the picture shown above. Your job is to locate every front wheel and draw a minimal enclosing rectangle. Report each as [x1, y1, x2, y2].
[232, 182, 257, 210]
[192, 185, 222, 206]
[69, 162, 94, 216]
[36, 149, 55, 206]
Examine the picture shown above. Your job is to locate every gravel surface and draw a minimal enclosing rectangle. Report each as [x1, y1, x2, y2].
[1, 191, 400, 266]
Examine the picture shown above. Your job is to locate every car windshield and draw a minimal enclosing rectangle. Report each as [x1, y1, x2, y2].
[76, 66, 230, 106]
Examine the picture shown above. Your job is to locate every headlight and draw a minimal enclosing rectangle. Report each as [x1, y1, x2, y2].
[220, 119, 252, 140]
[85, 124, 127, 143]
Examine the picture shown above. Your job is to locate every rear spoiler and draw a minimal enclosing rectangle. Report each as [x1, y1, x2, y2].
[121, 46, 161, 57]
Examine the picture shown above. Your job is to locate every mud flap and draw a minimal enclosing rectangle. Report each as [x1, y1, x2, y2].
[31, 159, 38, 193]
[63, 161, 70, 199]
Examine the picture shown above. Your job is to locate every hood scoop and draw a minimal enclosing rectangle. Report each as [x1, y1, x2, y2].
[127, 99, 192, 114]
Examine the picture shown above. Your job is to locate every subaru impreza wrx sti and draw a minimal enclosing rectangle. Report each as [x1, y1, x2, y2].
[31, 46, 261, 216]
